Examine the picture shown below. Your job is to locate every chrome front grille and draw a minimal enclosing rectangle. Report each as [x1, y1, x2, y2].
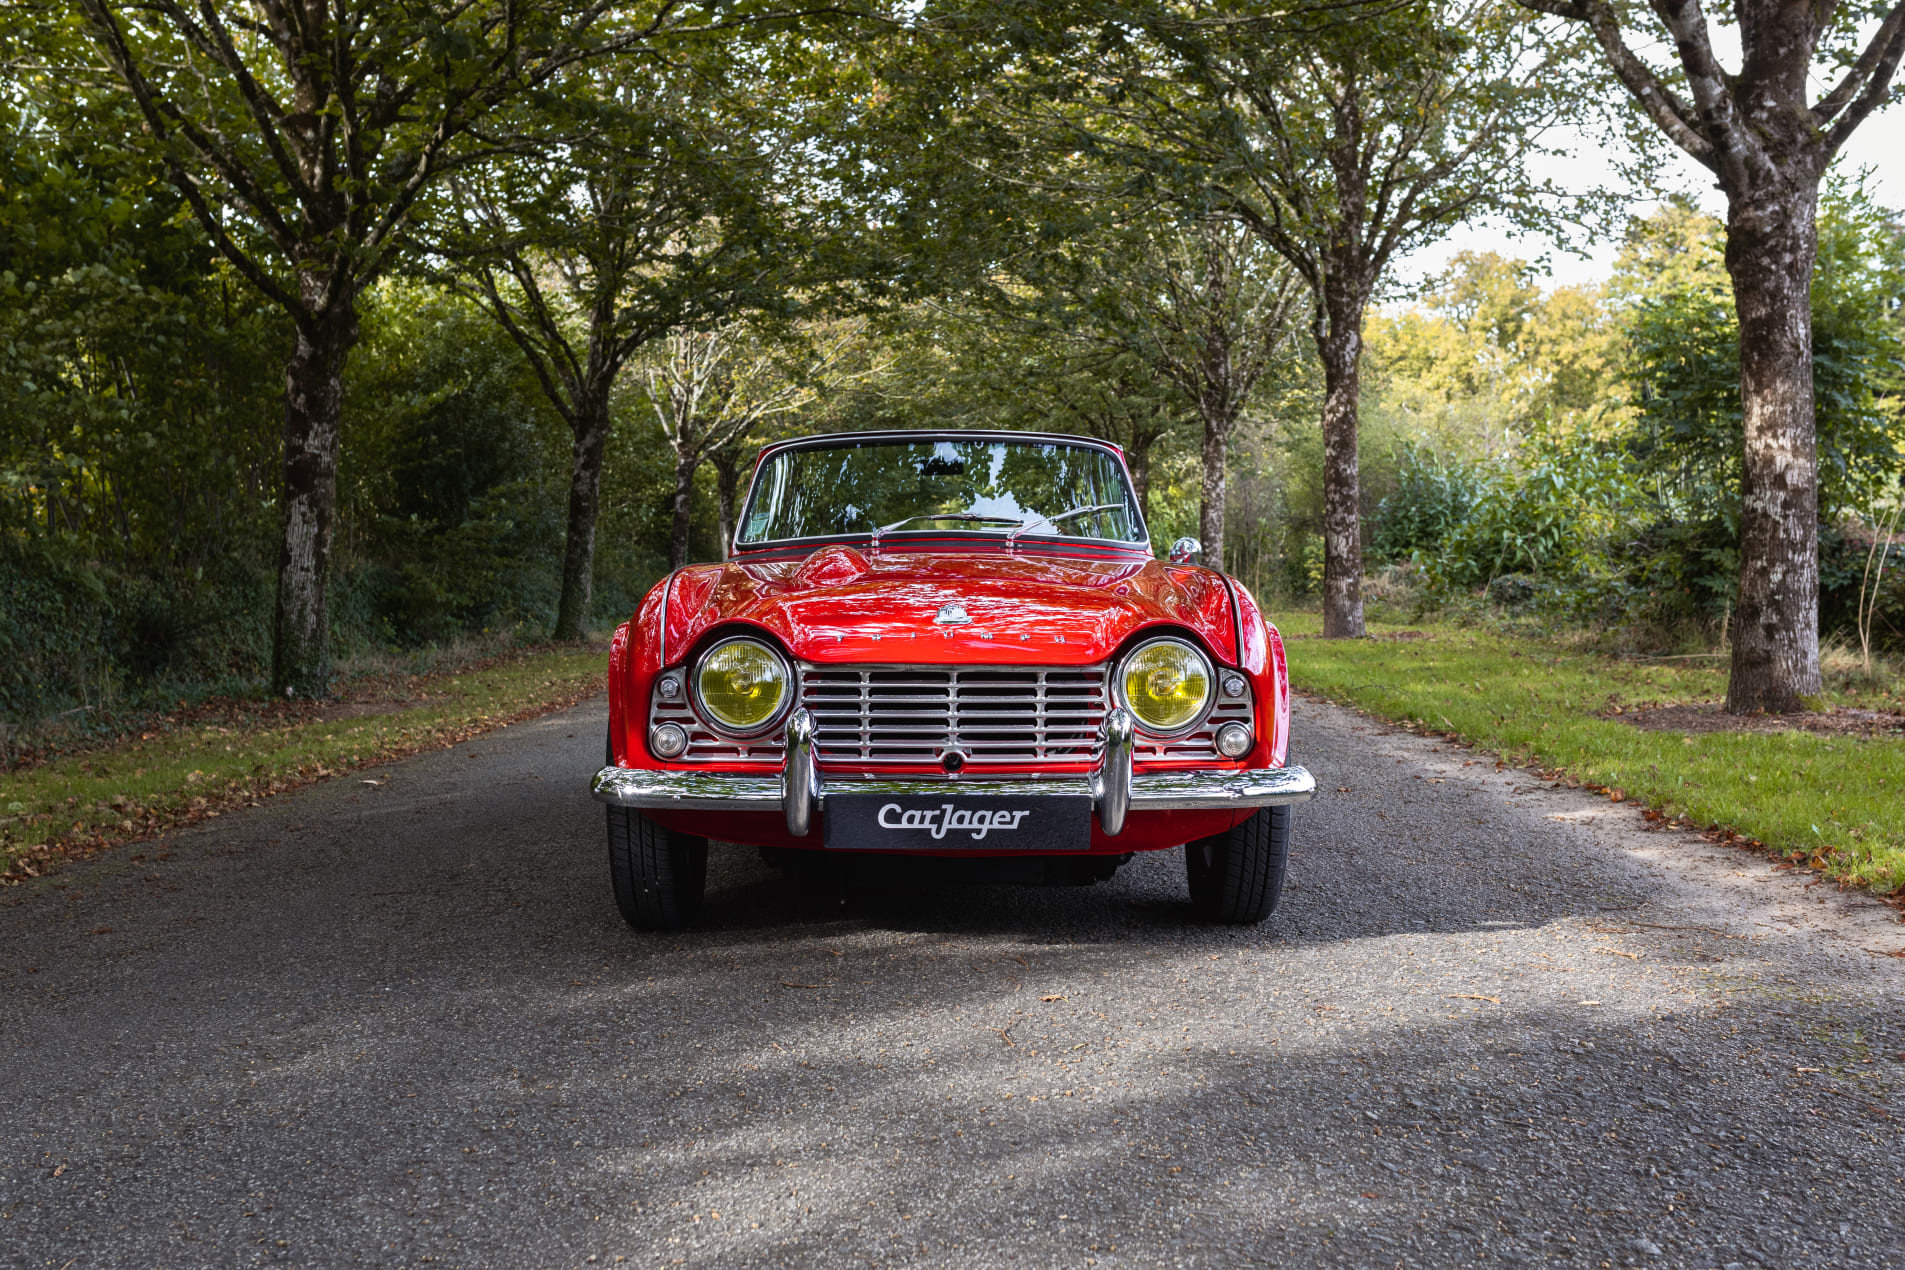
[800, 664, 1108, 765]
[1146, 691, 1252, 761]
[649, 689, 786, 765]
[649, 661, 1254, 766]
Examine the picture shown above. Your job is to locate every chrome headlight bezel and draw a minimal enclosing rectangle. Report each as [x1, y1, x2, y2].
[690, 635, 795, 739]
[1113, 636, 1215, 739]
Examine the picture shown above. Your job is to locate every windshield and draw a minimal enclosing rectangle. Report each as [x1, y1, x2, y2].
[736, 438, 1144, 548]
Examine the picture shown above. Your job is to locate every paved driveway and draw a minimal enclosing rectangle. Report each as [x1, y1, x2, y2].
[2, 698, 1901, 1268]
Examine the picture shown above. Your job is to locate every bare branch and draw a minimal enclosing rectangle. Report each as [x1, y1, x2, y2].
[1517, 0, 1717, 165]
[1823, 3, 1905, 150]
[1645, 0, 1751, 181]
[1814, 1, 1905, 122]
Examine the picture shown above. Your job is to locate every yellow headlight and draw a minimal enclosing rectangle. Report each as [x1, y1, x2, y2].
[1119, 639, 1211, 733]
[694, 638, 790, 734]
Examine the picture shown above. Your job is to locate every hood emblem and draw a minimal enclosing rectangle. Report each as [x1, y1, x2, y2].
[935, 601, 972, 626]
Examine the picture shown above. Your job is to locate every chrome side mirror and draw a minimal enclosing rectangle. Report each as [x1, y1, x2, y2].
[1168, 536, 1202, 565]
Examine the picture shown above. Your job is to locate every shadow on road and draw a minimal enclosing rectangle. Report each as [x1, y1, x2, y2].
[1, 702, 1899, 1267]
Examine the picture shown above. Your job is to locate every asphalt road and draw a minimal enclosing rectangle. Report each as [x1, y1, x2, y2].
[3, 697, 1902, 1269]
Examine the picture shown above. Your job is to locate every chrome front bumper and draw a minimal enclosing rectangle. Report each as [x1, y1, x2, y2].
[591, 707, 1316, 837]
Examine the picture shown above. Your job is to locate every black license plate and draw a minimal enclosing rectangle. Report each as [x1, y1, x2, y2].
[824, 793, 1092, 852]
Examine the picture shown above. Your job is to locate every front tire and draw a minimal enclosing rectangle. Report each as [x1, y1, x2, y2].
[608, 806, 708, 931]
[1185, 806, 1290, 924]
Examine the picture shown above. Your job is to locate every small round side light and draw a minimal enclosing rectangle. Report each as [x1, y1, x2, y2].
[649, 722, 689, 759]
[1215, 721, 1253, 758]
[1222, 673, 1247, 698]
[656, 673, 684, 699]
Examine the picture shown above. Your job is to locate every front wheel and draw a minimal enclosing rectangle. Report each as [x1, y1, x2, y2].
[1185, 806, 1290, 924]
[608, 806, 708, 931]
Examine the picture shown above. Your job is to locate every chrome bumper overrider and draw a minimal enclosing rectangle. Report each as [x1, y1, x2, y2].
[592, 707, 1316, 838]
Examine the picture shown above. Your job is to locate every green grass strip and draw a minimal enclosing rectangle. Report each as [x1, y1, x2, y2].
[1, 646, 605, 883]
[1275, 612, 1905, 896]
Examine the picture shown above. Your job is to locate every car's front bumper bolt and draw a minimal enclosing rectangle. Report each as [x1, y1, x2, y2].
[1215, 721, 1253, 758]
[649, 723, 689, 758]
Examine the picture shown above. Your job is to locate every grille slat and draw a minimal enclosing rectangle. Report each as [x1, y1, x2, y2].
[651, 660, 1252, 765]
[796, 663, 1108, 766]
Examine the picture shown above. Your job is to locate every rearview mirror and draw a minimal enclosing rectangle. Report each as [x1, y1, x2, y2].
[1168, 537, 1201, 565]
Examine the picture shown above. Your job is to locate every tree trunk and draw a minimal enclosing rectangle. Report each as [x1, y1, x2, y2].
[273, 301, 356, 697]
[668, 455, 697, 572]
[552, 402, 610, 641]
[1126, 432, 1153, 525]
[1316, 290, 1366, 639]
[712, 448, 745, 559]
[1198, 421, 1228, 568]
[1722, 184, 1823, 713]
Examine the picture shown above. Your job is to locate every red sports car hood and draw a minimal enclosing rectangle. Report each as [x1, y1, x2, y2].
[659, 545, 1239, 667]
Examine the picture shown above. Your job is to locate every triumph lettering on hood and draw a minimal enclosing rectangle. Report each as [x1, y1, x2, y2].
[658, 547, 1239, 666]
[877, 803, 1033, 841]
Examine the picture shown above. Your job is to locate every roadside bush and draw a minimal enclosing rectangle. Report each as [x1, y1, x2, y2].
[343, 285, 569, 647]
[1424, 425, 1643, 623]
[0, 539, 276, 745]
[1370, 441, 1484, 561]
[0, 540, 112, 732]
[1485, 573, 1538, 610]
[1828, 528, 1905, 654]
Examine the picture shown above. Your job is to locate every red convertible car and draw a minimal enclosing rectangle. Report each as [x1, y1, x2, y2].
[592, 430, 1315, 929]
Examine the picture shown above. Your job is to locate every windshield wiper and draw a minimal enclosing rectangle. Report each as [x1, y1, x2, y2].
[1006, 503, 1126, 547]
[870, 512, 1021, 550]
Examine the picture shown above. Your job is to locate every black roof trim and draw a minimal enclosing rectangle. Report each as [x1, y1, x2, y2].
[754, 429, 1124, 459]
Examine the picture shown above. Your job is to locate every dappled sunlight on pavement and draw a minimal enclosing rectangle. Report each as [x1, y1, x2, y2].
[1, 701, 1900, 1267]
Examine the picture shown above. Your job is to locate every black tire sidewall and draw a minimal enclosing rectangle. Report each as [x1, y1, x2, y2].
[1186, 805, 1291, 924]
[607, 805, 709, 931]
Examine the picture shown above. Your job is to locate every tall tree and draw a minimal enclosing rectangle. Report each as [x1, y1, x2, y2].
[982, 0, 1589, 634]
[1513, 0, 1905, 712]
[433, 65, 788, 639]
[1017, 214, 1301, 561]
[646, 320, 864, 568]
[707, 435, 758, 557]
[72, 0, 691, 694]
[1121, 218, 1300, 564]
[1042, 351, 1181, 522]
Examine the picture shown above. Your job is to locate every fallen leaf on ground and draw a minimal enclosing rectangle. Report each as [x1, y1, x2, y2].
[1040, 994, 1065, 1002]
[1446, 994, 1500, 1004]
